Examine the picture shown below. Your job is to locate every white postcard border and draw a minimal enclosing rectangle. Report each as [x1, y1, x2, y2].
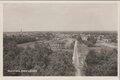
[0, 1, 119, 80]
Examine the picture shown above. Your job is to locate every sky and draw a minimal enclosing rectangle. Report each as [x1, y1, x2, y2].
[3, 3, 118, 32]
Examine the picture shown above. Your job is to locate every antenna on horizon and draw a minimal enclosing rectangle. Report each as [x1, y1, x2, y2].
[20, 25, 23, 35]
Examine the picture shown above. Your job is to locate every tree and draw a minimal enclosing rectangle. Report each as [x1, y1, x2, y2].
[86, 36, 97, 47]
[46, 51, 75, 76]
[85, 49, 117, 76]
[3, 41, 23, 76]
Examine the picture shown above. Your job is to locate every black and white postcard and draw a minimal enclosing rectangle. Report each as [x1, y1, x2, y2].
[0, 1, 119, 80]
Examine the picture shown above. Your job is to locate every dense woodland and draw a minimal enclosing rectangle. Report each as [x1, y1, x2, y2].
[85, 48, 117, 76]
[3, 31, 118, 76]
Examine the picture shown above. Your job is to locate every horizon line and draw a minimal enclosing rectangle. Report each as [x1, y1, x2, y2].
[3, 30, 118, 33]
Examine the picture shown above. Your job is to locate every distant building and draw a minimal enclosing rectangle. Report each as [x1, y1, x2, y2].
[35, 37, 39, 40]
[80, 34, 88, 41]
[103, 39, 108, 42]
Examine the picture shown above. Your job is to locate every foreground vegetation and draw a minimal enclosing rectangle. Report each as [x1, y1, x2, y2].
[85, 48, 117, 76]
[3, 31, 117, 76]
[3, 37, 75, 76]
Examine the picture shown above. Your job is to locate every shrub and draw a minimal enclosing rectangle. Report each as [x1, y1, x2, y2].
[85, 49, 117, 76]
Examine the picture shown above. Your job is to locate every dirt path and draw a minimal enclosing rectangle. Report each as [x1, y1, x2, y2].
[72, 40, 88, 76]
[72, 40, 81, 76]
[96, 42, 117, 49]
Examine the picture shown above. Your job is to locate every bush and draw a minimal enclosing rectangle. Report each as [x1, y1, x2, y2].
[3, 41, 23, 76]
[47, 51, 75, 76]
[85, 49, 117, 76]
[4, 38, 75, 76]
[85, 36, 97, 47]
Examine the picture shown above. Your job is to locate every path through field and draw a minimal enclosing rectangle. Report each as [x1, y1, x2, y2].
[96, 42, 117, 49]
[100, 42, 117, 48]
[72, 40, 81, 76]
[72, 40, 88, 76]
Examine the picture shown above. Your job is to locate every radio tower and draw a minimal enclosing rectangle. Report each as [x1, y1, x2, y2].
[20, 26, 23, 35]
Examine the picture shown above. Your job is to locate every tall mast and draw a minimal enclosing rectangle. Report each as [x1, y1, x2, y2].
[20, 26, 22, 34]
